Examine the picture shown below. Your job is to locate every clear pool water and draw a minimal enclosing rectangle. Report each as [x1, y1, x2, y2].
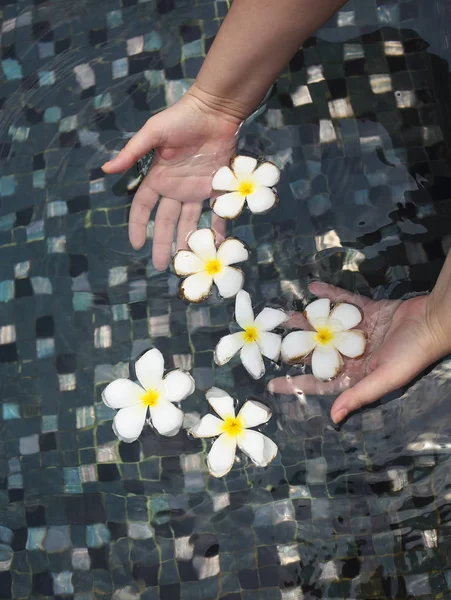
[1, 0, 451, 598]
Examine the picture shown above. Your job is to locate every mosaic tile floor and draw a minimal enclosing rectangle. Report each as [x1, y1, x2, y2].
[1, 0, 451, 598]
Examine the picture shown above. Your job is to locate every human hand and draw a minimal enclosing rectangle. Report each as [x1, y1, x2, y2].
[268, 281, 450, 424]
[102, 86, 242, 271]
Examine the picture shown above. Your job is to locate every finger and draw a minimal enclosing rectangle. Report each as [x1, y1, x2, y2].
[211, 212, 226, 245]
[308, 281, 371, 308]
[102, 118, 163, 174]
[176, 203, 203, 251]
[268, 373, 353, 396]
[330, 363, 405, 424]
[152, 197, 181, 271]
[128, 180, 160, 250]
[284, 312, 310, 330]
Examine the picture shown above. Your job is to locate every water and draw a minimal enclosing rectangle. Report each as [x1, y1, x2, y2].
[1, 0, 451, 598]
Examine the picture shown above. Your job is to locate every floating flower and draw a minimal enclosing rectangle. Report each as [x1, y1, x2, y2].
[281, 298, 366, 380]
[102, 348, 195, 442]
[190, 387, 278, 478]
[214, 290, 287, 379]
[211, 155, 280, 219]
[173, 228, 249, 302]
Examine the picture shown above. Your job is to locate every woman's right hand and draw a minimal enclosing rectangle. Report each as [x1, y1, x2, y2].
[102, 85, 243, 271]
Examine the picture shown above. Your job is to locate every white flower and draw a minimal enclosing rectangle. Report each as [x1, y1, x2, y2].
[214, 290, 287, 379]
[211, 155, 280, 219]
[281, 298, 367, 381]
[173, 228, 249, 303]
[102, 348, 195, 442]
[190, 387, 278, 478]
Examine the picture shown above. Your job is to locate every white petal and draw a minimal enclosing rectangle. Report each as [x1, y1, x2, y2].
[187, 228, 217, 261]
[163, 370, 195, 403]
[150, 400, 184, 436]
[281, 331, 317, 363]
[211, 166, 239, 191]
[257, 331, 282, 362]
[328, 302, 363, 331]
[253, 162, 280, 187]
[217, 238, 249, 266]
[206, 387, 236, 420]
[231, 155, 257, 177]
[311, 346, 343, 381]
[207, 434, 237, 478]
[246, 187, 277, 214]
[235, 289, 254, 329]
[212, 192, 246, 219]
[214, 332, 245, 365]
[190, 414, 224, 438]
[334, 330, 366, 358]
[240, 342, 265, 380]
[180, 272, 213, 302]
[304, 298, 331, 330]
[113, 404, 148, 443]
[135, 348, 164, 390]
[238, 430, 277, 467]
[237, 400, 272, 428]
[254, 307, 287, 331]
[173, 251, 205, 276]
[214, 266, 244, 298]
[102, 379, 143, 409]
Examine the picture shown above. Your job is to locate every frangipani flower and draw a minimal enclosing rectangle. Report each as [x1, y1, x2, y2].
[214, 290, 287, 379]
[102, 348, 195, 442]
[212, 155, 280, 219]
[190, 387, 278, 478]
[281, 298, 366, 381]
[173, 228, 249, 302]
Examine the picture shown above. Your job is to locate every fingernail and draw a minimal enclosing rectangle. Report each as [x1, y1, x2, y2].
[267, 381, 275, 392]
[101, 161, 111, 171]
[332, 408, 347, 424]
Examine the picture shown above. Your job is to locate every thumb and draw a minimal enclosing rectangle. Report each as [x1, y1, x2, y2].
[102, 116, 164, 174]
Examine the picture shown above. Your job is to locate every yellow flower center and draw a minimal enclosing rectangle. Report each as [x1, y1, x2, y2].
[238, 180, 255, 196]
[221, 416, 244, 438]
[141, 389, 160, 407]
[205, 258, 222, 276]
[243, 326, 259, 343]
[315, 326, 334, 346]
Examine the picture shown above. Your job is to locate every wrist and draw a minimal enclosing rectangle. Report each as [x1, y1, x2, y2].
[186, 80, 255, 123]
[425, 292, 451, 356]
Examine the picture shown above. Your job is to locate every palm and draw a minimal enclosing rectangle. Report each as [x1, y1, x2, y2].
[269, 282, 437, 422]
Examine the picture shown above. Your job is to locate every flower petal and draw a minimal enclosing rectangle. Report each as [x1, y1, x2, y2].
[329, 302, 363, 331]
[232, 155, 257, 177]
[214, 266, 244, 298]
[334, 330, 367, 358]
[217, 238, 249, 266]
[207, 433, 237, 478]
[113, 403, 148, 443]
[246, 187, 277, 214]
[102, 379, 144, 409]
[180, 272, 213, 303]
[212, 192, 246, 219]
[237, 400, 272, 428]
[150, 400, 184, 436]
[173, 250, 205, 277]
[212, 166, 239, 191]
[214, 332, 245, 365]
[253, 161, 280, 187]
[281, 331, 317, 363]
[311, 346, 343, 381]
[206, 387, 236, 419]
[135, 348, 164, 391]
[238, 430, 277, 467]
[304, 298, 331, 330]
[190, 414, 224, 438]
[254, 307, 287, 331]
[163, 370, 195, 403]
[235, 289, 254, 329]
[240, 342, 265, 380]
[187, 228, 217, 261]
[257, 331, 282, 362]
